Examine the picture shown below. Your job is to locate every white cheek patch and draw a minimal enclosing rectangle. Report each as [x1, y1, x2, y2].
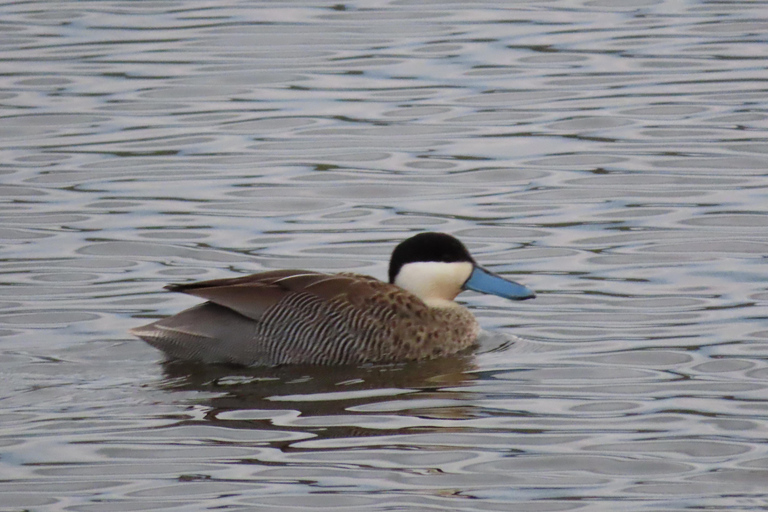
[394, 261, 473, 302]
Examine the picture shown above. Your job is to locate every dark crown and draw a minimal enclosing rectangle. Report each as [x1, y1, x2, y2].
[388, 232, 474, 284]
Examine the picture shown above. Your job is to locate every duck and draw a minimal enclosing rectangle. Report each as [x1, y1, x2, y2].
[131, 232, 535, 366]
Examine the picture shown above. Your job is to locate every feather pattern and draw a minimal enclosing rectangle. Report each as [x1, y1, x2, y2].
[131, 270, 479, 366]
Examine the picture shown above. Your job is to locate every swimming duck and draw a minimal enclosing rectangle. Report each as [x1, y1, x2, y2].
[131, 232, 535, 366]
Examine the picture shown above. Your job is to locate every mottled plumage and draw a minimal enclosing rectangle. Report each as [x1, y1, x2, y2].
[131, 233, 535, 366]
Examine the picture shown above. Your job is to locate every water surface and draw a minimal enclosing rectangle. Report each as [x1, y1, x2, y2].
[1, 1, 767, 510]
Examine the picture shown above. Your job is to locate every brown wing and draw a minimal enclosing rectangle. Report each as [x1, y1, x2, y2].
[164, 270, 383, 322]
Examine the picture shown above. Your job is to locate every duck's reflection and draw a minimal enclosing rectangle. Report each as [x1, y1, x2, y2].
[158, 354, 479, 438]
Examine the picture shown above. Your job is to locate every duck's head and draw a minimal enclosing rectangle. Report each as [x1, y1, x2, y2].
[388, 232, 536, 307]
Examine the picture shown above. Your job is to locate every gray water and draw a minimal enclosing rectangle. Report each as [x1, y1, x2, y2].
[1, 1, 767, 510]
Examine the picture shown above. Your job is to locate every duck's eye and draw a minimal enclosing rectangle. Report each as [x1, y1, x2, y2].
[441, 252, 461, 262]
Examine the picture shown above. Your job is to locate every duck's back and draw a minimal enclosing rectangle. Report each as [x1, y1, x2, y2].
[131, 270, 479, 366]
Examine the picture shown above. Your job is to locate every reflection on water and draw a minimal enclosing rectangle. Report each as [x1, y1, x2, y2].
[1, 0, 768, 510]
[162, 355, 477, 432]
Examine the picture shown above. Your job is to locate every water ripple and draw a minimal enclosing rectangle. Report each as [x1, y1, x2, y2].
[1, 0, 767, 511]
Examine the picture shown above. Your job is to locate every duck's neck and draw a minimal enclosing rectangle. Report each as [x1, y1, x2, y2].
[423, 298, 463, 309]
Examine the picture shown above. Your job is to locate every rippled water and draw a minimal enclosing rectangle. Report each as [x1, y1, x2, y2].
[1, 1, 768, 510]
